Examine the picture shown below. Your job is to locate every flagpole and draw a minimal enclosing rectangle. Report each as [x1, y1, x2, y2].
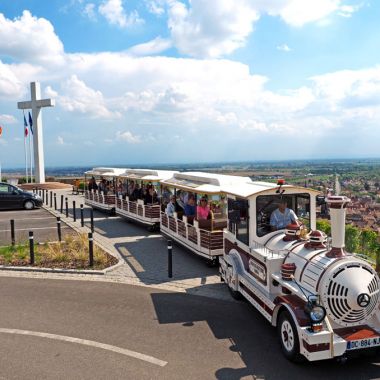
[29, 128, 33, 183]
[24, 129, 28, 183]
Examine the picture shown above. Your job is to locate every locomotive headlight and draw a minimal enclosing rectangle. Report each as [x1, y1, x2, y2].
[309, 305, 326, 323]
[305, 295, 326, 324]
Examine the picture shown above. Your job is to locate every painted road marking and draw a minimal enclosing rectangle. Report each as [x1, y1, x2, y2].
[0, 328, 167, 367]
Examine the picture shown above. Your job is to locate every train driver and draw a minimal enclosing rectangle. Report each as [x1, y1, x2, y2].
[270, 199, 299, 231]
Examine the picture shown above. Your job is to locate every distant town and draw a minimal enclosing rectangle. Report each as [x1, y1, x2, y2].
[3, 158, 380, 234]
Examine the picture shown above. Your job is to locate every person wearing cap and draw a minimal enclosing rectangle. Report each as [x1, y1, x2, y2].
[270, 199, 299, 230]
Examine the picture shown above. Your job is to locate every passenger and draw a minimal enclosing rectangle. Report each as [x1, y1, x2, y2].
[98, 177, 107, 194]
[197, 197, 210, 220]
[144, 186, 158, 205]
[184, 194, 196, 217]
[88, 177, 98, 191]
[176, 190, 186, 210]
[131, 183, 140, 201]
[128, 181, 135, 197]
[270, 199, 299, 231]
[166, 195, 177, 217]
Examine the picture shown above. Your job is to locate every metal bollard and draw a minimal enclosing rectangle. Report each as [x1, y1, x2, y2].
[60, 194, 64, 213]
[88, 232, 94, 267]
[57, 216, 62, 242]
[80, 204, 84, 227]
[10, 219, 15, 246]
[65, 198, 69, 217]
[73, 201, 76, 222]
[168, 240, 173, 278]
[50, 191, 53, 208]
[54, 193, 57, 210]
[90, 208, 94, 233]
[29, 231, 34, 265]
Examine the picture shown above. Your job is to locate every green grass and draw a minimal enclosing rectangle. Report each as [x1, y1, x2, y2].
[0, 234, 117, 269]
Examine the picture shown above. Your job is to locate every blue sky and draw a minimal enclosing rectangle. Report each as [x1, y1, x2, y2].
[0, 0, 380, 168]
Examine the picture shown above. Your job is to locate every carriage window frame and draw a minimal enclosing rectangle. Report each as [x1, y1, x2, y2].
[227, 197, 249, 246]
[256, 193, 310, 237]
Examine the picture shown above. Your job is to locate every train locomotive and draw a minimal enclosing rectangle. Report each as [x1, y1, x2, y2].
[219, 181, 380, 362]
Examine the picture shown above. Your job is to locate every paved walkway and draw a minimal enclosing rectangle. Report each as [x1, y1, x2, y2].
[0, 189, 232, 301]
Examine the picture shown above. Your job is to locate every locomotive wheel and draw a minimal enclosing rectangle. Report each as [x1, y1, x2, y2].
[277, 311, 303, 362]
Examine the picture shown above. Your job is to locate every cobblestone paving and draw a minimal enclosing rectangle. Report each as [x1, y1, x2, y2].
[0, 189, 233, 302]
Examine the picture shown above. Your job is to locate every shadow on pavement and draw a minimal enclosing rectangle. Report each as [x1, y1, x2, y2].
[150, 288, 380, 380]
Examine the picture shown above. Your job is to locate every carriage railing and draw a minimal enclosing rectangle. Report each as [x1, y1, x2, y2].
[85, 190, 116, 205]
[115, 196, 160, 220]
[161, 212, 225, 254]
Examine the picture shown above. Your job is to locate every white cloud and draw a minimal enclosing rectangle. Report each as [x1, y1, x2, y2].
[58, 75, 121, 119]
[83, 3, 97, 21]
[0, 114, 17, 124]
[166, 0, 360, 58]
[0, 60, 24, 98]
[45, 85, 58, 98]
[99, 0, 143, 28]
[0, 11, 64, 65]
[116, 130, 141, 143]
[145, 0, 166, 15]
[168, 0, 259, 58]
[57, 136, 65, 145]
[127, 37, 172, 56]
[277, 44, 292, 52]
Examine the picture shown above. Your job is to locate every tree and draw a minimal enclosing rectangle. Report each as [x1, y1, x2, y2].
[345, 224, 360, 253]
[360, 229, 378, 259]
[316, 219, 331, 235]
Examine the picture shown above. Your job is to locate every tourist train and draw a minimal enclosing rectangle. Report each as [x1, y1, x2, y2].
[83, 167, 380, 362]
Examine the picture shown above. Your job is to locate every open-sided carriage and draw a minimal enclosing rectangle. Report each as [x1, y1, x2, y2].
[84, 167, 126, 213]
[160, 172, 251, 265]
[114, 169, 177, 230]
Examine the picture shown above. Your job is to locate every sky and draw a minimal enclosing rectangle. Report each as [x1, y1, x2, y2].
[0, 0, 380, 168]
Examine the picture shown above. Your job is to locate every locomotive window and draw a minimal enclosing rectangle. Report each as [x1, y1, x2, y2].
[228, 198, 249, 246]
[256, 194, 310, 237]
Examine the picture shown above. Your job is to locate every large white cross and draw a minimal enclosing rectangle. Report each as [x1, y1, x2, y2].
[17, 82, 55, 184]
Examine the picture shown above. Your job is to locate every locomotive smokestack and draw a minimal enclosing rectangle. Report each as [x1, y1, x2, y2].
[326, 196, 351, 258]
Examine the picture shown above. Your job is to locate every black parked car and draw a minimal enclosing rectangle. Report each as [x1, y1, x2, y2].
[0, 182, 43, 210]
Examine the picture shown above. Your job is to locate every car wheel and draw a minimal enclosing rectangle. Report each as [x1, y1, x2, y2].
[277, 310, 303, 362]
[24, 200, 35, 210]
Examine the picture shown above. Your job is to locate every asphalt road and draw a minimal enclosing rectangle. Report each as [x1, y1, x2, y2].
[0, 277, 379, 380]
[0, 208, 73, 245]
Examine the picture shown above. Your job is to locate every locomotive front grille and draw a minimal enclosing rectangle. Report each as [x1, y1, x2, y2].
[321, 262, 380, 327]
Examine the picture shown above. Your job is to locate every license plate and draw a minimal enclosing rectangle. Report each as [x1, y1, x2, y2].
[346, 337, 380, 351]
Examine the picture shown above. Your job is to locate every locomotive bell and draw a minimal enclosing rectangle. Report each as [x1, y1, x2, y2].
[320, 261, 380, 327]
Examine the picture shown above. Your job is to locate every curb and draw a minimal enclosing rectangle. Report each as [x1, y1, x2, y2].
[0, 265, 104, 275]
[0, 199, 123, 276]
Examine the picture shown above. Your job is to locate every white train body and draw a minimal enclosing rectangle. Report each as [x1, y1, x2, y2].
[219, 182, 380, 362]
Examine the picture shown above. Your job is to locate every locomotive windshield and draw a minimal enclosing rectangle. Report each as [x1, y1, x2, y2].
[228, 198, 249, 245]
[256, 193, 310, 237]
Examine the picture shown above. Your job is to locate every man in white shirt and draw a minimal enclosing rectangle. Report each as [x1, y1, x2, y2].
[270, 199, 299, 230]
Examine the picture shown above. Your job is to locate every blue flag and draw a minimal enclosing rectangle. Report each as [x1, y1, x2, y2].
[23, 114, 27, 127]
[28, 112, 33, 135]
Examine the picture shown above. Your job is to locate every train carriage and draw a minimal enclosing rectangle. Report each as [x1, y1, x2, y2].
[84, 167, 126, 213]
[160, 172, 251, 265]
[219, 180, 380, 362]
[114, 169, 177, 230]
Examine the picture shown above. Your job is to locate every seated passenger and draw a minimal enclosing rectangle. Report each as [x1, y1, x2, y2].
[197, 197, 210, 220]
[270, 199, 299, 230]
[184, 195, 196, 217]
[144, 186, 158, 205]
[88, 177, 98, 191]
[166, 195, 177, 217]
